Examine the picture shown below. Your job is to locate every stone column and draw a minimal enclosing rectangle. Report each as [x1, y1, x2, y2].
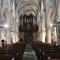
[46, 26, 51, 43]
[46, 17, 51, 43]
[39, 25, 42, 41]
[40, 0, 45, 42]
[6, 31, 11, 44]
[41, 16, 45, 42]
[15, 17, 19, 42]
[0, 0, 1, 17]
[16, 34, 18, 42]
[12, 18, 16, 43]
[53, 27, 57, 42]
[37, 10, 42, 41]
[0, 29, 2, 47]
[6, 17, 11, 44]
[12, 0, 16, 43]
[0, 0, 2, 47]
[39, 18, 42, 42]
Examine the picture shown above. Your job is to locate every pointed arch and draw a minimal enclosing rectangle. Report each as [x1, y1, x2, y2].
[3, 8, 9, 21]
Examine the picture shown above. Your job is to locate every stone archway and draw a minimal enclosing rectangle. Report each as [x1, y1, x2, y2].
[46, 7, 55, 43]
[2, 8, 11, 44]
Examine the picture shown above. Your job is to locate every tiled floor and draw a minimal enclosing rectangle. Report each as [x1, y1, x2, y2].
[22, 44, 38, 60]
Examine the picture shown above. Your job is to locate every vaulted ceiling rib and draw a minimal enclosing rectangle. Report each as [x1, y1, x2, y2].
[15, 0, 41, 16]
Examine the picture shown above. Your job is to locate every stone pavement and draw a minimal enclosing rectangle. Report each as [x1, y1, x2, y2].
[22, 44, 38, 60]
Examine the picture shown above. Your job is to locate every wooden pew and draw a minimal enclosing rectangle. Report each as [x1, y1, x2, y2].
[0, 50, 20, 60]
[0, 54, 16, 60]
[41, 49, 60, 60]
[45, 53, 60, 60]
[0, 42, 26, 60]
[32, 41, 57, 60]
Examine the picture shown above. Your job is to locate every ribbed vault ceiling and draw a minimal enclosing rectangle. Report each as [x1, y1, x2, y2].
[15, 0, 41, 16]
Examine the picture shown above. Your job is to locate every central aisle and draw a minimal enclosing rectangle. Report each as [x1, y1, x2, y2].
[22, 44, 38, 60]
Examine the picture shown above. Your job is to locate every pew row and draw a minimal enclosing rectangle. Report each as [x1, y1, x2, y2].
[32, 41, 60, 60]
[0, 42, 26, 60]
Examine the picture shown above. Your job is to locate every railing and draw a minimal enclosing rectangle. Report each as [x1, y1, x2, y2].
[18, 24, 38, 32]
